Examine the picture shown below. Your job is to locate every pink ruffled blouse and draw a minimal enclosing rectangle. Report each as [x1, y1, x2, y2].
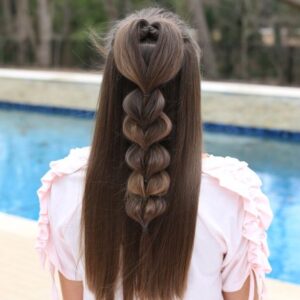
[35, 146, 273, 300]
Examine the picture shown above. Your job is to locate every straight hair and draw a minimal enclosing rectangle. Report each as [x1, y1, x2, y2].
[80, 6, 202, 300]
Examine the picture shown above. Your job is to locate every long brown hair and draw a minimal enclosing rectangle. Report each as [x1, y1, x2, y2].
[80, 6, 202, 300]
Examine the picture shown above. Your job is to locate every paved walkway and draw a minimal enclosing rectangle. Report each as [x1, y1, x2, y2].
[1, 213, 299, 300]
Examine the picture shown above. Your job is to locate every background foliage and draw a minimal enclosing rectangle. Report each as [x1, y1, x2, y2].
[0, 0, 299, 85]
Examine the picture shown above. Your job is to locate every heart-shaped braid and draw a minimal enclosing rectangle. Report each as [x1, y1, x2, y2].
[113, 18, 184, 230]
[122, 88, 172, 229]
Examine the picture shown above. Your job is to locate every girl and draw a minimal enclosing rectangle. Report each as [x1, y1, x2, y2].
[35, 6, 273, 300]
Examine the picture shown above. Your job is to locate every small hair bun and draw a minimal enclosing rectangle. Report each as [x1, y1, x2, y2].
[140, 23, 159, 42]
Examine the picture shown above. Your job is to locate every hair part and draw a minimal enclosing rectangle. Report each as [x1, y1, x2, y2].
[81, 6, 202, 300]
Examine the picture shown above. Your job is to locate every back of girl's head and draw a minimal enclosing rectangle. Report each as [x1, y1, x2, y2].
[81, 6, 202, 300]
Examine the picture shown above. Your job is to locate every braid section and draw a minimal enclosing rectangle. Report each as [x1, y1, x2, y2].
[122, 88, 172, 230]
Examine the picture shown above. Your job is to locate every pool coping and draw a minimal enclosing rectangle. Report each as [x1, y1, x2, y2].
[1, 68, 300, 139]
[0, 212, 37, 238]
[1, 68, 300, 98]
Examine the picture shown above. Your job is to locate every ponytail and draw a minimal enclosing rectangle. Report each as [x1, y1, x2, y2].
[113, 18, 183, 232]
[81, 7, 202, 300]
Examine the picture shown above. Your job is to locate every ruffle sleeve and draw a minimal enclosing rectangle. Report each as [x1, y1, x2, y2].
[202, 155, 273, 300]
[35, 146, 90, 299]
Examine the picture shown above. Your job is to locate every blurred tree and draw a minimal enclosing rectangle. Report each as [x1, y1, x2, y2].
[36, 0, 53, 67]
[15, 0, 35, 65]
[0, 0, 299, 84]
[185, 0, 218, 78]
[103, 0, 118, 20]
[2, 0, 13, 37]
[52, 0, 72, 66]
[281, 0, 300, 8]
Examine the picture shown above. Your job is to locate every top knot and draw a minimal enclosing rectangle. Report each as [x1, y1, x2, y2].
[113, 16, 184, 93]
[139, 20, 159, 42]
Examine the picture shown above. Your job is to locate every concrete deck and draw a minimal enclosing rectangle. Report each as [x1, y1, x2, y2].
[0, 213, 300, 300]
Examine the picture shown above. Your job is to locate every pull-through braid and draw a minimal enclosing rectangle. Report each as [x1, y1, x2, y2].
[113, 17, 184, 231]
[122, 88, 172, 230]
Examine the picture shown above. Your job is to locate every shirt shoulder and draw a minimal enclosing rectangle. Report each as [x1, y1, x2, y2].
[200, 154, 273, 229]
[199, 154, 273, 295]
[35, 146, 90, 276]
[37, 145, 90, 225]
[200, 153, 273, 239]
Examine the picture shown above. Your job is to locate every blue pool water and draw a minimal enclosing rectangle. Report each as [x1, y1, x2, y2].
[0, 108, 300, 285]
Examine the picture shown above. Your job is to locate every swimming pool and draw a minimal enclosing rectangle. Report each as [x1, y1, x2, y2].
[0, 108, 299, 285]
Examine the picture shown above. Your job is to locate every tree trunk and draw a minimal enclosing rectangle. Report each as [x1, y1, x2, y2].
[185, 0, 218, 78]
[15, 0, 31, 64]
[280, 0, 300, 8]
[239, 0, 249, 79]
[13, 0, 37, 65]
[53, 0, 72, 66]
[36, 0, 53, 67]
[120, 0, 132, 16]
[2, 0, 14, 36]
[103, 0, 118, 20]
